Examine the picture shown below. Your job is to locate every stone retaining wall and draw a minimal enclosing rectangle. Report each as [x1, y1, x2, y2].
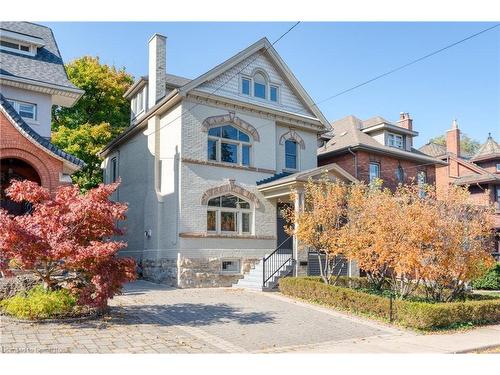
[139, 258, 177, 286]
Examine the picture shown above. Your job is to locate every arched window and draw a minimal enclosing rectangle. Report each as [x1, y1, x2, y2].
[207, 194, 252, 234]
[253, 72, 267, 99]
[395, 165, 404, 183]
[208, 125, 251, 166]
[285, 140, 298, 170]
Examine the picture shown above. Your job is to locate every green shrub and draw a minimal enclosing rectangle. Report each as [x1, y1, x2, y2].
[0, 286, 77, 320]
[472, 263, 500, 290]
[279, 277, 500, 330]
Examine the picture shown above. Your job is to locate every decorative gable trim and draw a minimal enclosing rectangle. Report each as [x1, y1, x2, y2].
[279, 129, 305, 149]
[201, 111, 260, 141]
[200, 179, 261, 208]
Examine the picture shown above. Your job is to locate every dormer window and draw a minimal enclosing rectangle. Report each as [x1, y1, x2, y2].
[387, 133, 404, 149]
[240, 71, 279, 103]
[6, 99, 37, 121]
[131, 88, 146, 120]
[0, 39, 36, 56]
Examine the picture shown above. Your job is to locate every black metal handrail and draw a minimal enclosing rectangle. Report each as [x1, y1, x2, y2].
[262, 236, 294, 289]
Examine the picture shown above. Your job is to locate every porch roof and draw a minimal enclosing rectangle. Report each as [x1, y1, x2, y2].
[257, 163, 358, 199]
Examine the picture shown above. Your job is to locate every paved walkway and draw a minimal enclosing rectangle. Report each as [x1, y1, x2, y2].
[1, 280, 499, 353]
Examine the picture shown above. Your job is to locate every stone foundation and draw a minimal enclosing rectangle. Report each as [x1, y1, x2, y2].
[178, 256, 260, 288]
[139, 258, 177, 286]
[0, 273, 40, 300]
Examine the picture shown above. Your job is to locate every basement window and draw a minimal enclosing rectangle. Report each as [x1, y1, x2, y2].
[221, 259, 240, 274]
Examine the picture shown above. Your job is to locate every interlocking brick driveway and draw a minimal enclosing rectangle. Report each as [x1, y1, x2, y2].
[1, 280, 399, 353]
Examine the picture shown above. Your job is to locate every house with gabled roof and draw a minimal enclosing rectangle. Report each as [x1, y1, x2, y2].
[419, 120, 500, 258]
[317, 113, 446, 192]
[99, 34, 357, 289]
[0, 22, 84, 215]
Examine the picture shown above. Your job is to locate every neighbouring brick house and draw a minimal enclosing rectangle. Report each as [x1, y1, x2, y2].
[419, 120, 500, 258]
[317, 113, 446, 191]
[99, 34, 357, 289]
[0, 22, 85, 214]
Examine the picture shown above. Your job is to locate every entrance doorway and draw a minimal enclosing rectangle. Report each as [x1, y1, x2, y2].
[276, 202, 293, 251]
[0, 158, 41, 215]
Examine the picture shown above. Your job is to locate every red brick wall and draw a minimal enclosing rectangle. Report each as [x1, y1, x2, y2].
[319, 150, 436, 191]
[0, 111, 64, 194]
[475, 159, 500, 174]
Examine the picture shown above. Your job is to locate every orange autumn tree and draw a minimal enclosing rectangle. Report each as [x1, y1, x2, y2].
[283, 176, 350, 285]
[344, 182, 494, 301]
[418, 185, 495, 302]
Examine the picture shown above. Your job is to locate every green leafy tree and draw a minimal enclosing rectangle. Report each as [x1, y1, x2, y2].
[52, 56, 133, 130]
[429, 133, 481, 156]
[52, 123, 117, 191]
[51, 56, 133, 189]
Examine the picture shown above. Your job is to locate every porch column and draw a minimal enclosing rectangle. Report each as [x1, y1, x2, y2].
[293, 189, 307, 276]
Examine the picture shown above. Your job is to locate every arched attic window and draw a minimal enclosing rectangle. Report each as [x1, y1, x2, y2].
[253, 72, 267, 99]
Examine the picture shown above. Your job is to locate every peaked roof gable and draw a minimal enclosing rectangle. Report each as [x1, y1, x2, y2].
[0, 93, 84, 170]
[179, 38, 329, 128]
[471, 134, 500, 162]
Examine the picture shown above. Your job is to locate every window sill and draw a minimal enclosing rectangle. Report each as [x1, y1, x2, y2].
[182, 157, 276, 174]
[179, 232, 276, 240]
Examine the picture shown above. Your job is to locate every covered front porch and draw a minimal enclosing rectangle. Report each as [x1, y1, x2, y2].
[254, 163, 358, 288]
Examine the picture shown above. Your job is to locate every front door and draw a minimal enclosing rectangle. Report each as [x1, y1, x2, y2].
[276, 202, 293, 251]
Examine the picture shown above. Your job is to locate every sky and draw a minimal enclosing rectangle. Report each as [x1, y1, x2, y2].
[42, 22, 500, 147]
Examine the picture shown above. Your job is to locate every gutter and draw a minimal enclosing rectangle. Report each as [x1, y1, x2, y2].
[347, 147, 358, 178]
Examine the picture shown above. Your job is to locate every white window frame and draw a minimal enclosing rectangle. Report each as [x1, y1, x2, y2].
[6, 99, 37, 121]
[284, 139, 298, 171]
[417, 170, 427, 197]
[207, 126, 252, 167]
[496, 163, 500, 172]
[239, 73, 280, 103]
[0, 38, 36, 56]
[207, 195, 253, 235]
[387, 133, 404, 149]
[369, 162, 380, 183]
[221, 259, 241, 274]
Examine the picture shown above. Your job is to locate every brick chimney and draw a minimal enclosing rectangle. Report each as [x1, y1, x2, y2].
[446, 119, 461, 177]
[446, 119, 461, 156]
[397, 112, 413, 149]
[148, 33, 167, 109]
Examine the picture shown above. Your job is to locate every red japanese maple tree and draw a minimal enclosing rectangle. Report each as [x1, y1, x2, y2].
[0, 180, 136, 308]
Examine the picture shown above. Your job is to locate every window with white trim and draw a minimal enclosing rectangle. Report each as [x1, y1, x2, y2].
[207, 194, 252, 235]
[221, 259, 240, 274]
[111, 157, 118, 183]
[285, 140, 298, 170]
[395, 165, 404, 183]
[0, 39, 34, 55]
[6, 99, 37, 121]
[496, 163, 500, 172]
[207, 125, 251, 166]
[369, 162, 380, 183]
[387, 133, 404, 149]
[240, 72, 280, 103]
[417, 170, 427, 198]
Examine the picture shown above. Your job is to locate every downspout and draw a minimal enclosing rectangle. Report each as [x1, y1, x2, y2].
[347, 147, 358, 179]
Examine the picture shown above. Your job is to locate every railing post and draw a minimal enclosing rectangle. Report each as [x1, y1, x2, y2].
[262, 256, 266, 288]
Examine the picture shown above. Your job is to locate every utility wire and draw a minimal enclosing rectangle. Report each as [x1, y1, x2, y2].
[144, 22, 300, 137]
[313, 23, 500, 106]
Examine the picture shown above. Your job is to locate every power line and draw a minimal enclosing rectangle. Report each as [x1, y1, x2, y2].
[144, 22, 300, 137]
[313, 23, 500, 106]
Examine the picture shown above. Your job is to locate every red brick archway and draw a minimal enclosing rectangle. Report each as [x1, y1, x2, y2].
[0, 147, 52, 191]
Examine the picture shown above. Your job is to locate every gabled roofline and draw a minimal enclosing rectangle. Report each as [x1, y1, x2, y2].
[0, 93, 85, 171]
[361, 123, 418, 137]
[318, 143, 447, 166]
[123, 76, 148, 99]
[178, 37, 330, 130]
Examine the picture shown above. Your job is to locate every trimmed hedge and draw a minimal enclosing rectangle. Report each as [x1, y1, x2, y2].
[472, 263, 500, 290]
[279, 277, 500, 330]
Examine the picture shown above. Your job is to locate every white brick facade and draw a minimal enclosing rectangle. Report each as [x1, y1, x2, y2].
[102, 39, 329, 287]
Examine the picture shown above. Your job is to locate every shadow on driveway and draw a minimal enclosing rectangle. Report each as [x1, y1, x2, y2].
[67, 303, 276, 330]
